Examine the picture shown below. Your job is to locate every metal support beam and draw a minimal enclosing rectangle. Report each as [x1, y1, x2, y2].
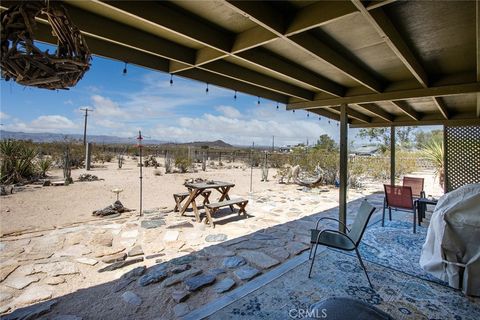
[339, 104, 348, 233]
[287, 82, 480, 110]
[390, 126, 396, 186]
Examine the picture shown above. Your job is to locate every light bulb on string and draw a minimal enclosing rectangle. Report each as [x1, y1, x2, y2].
[169, 74, 173, 86]
[234, 90, 237, 100]
[257, 97, 260, 105]
[318, 117, 321, 121]
[276, 103, 279, 110]
[122, 62, 128, 75]
[205, 83, 209, 94]
[328, 120, 331, 124]
[293, 109, 295, 113]
[307, 112, 310, 117]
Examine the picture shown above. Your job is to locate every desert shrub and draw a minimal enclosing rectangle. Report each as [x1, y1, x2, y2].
[175, 157, 192, 173]
[37, 157, 53, 177]
[153, 169, 162, 176]
[0, 140, 38, 184]
[421, 140, 444, 186]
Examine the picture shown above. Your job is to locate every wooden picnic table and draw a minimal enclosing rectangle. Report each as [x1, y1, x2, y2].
[179, 181, 236, 222]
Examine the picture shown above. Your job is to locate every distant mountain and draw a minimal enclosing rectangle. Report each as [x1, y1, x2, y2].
[162, 140, 234, 149]
[0, 131, 234, 148]
[0, 130, 166, 145]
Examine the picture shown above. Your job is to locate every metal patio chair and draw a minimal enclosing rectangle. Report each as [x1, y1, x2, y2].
[382, 184, 417, 233]
[402, 176, 425, 198]
[308, 200, 376, 288]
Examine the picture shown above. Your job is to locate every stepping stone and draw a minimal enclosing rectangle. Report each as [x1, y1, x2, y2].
[231, 240, 266, 250]
[294, 235, 311, 244]
[205, 234, 227, 242]
[163, 231, 179, 242]
[0, 264, 19, 282]
[203, 246, 235, 257]
[145, 253, 165, 260]
[34, 261, 78, 277]
[171, 264, 191, 274]
[167, 221, 193, 229]
[0, 292, 12, 302]
[251, 233, 276, 241]
[141, 219, 165, 229]
[122, 266, 146, 279]
[213, 278, 235, 293]
[90, 233, 113, 247]
[54, 244, 91, 258]
[286, 242, 310, 256]
[234, 266, 260, 281]
[76, 258, 98, 266]
[122, 291, 142, 306]
[98, 257, 144, 273]
[184, 274, 216, 291]
[267, 247, 290, 261]
[209, 268, 226, 276]
[121, 230, 139, 238]
[171, 255, 196, 265]
[4, 299, 57, 320]
[237, 251, 280, 270]
[173, 303, 190, 317]
[94, 246, 125, 258]
[222, 237, 248, 246]
[163, 268, 202, 287]
[13, 285, 53, 306]
[128, 245, 144, 257]
[102, 253, 127, 264]
[222, 256, 246, 269]
[171, 290, 189, 303]
[44, 276, 65, 285]
[4, 275, 40, 290]
[138, 265, 168, 286]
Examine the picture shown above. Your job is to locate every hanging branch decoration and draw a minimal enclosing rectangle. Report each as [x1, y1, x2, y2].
[0, 1, 91, 90]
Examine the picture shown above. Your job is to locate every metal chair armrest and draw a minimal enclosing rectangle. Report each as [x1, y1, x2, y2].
[314, 228, 356, 248]
[314, 217, 351, 233]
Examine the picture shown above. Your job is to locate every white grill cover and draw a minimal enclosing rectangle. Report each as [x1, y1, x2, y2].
[420, 183, 480, 296]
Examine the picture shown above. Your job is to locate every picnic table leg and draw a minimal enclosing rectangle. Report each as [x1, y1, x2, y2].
[218, 187, 234, 212]
[179, 189, 201, 222]
[205, 207, 215, 228]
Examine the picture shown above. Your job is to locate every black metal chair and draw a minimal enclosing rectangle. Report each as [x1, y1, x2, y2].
[308, 200, 376, 288]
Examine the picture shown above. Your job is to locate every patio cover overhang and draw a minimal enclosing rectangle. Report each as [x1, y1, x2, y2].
[1, 0, 479, 128]
[2, 0, 479, 232]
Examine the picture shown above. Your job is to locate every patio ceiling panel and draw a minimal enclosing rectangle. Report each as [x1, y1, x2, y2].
[1, 0, 478, 127]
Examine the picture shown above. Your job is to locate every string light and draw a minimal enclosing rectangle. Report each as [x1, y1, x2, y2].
[318, 117, 321, 121]
[276, 103, 279, 110]
[328, 120, 331, 124]
[307, 111, 310, 117]
[169, 74, 173, 86]
[234, 90, 237, 100]
[205, 83, 209, 94]
[257, 97, 260, 105]
[122, 62, 128, 75]
[293, 109, 295, 113]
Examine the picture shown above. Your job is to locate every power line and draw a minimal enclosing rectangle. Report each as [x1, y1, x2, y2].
[79, 108, 93, 146]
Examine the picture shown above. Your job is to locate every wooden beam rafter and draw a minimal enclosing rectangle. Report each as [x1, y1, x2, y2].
[390, 101, 421, 121]
[331, 106, 372, 123]
[355, 103, 394, 122]
[287, 82, 480, 109]
[351, 0, 428, 87]
[432, 97, 449, 120]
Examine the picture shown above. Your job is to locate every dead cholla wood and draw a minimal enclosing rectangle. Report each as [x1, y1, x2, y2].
[0, 1, 91, 90]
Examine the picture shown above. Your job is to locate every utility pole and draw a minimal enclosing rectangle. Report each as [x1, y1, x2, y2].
[80, 108, 93, 146]
[272, 136, 275, 152]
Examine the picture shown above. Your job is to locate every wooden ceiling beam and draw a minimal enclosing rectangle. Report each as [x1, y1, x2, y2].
[351, 0, 429, 87]
[287, 82, 480, 109]
[200, 61, 315, 101]
[432, 97, 450, 120]
[331, 106, 372, 123]
[100, 1, 234, 52]
[225, 1, 384, 93]
[390, 101, 421, 121]
[177, 69, 289, 104]
[350, 113, 480, 128]
[236, 49, 345, 96]
[366, 0, 398, 11]
[356, 103, 395, 122]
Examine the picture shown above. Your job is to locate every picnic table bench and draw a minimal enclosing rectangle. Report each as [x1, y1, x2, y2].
[173, 190, 211, 212]
[204, 198, 248, 228]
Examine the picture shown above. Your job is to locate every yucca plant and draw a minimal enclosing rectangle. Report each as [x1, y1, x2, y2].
[421, 139, 444, 186]
[0, 140, 38, 184]
[37, 157, 53, 177]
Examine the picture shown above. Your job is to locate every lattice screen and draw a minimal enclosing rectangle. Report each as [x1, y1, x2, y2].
[445, 125, 480, 192]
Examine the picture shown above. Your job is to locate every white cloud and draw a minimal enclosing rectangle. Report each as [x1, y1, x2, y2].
[91, 95, 129, 119]
[0, 111, 10, 120]
[215, 105, 241, 118]
[3, 115, 79, 133]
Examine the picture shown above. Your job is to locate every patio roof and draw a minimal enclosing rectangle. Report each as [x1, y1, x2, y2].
[2, 0, 479, 127]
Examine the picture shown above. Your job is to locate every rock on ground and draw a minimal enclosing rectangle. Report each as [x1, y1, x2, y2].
[237, 251, 280, 270]
[184, 274, 216, 291]
[214, 278, 236, 293]
[234, 266, 260, 281]
[2, 299, 57, 320]
[13, 285, 54, 306]
[222, 256, 246, 269]
[122, 291, 142, 306]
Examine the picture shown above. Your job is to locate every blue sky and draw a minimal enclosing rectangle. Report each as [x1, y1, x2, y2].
[0, 54, 354, 147]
